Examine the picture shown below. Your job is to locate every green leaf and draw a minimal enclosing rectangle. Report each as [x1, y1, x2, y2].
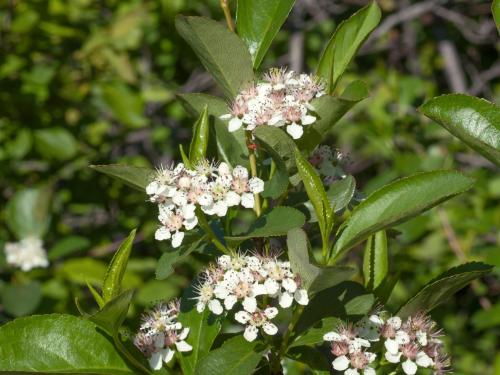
[178, 93, 249, 167]
[317, 1, 381, 92]
[287, 228, 355, 295]
[254, 126, 297, 171]
[286, 346, 331, 372]
[398, 262, 493, 318]
[363, 230, 388, 291]
[296, 281, 373, 333]
[332, 171, 475, 260]
[90, 289, 134, 336]
[180, 144, 192, 168]
[419, 94, 500, 166]
[178, 285, 222, 375]
[493, 0, 500, 32]
[5, 186, 51, 239]
[289, 316, 341, 348]
[0, 314, 133, 374]
[156, 235, 207, 280]
[87, 281, 105, 309]
[296, 80, 369, 153]
[1, 281, 42, 317]
[195, 335, 267, 375]
[102, 229, 136, 302]
[254, 127, 291, 198]
[236, 0, 296, 69]
[328, 175, 356, 213]
[225, 206, 305, 246]
[48, 236, 90, 260]
[189, 105, 210, 165]
[295, 149, 333, 244]
[175, 16, 254, 99]
[101, 82, 146, 128]
[91, 164, 154, 191]
[34, 127, 78, 160]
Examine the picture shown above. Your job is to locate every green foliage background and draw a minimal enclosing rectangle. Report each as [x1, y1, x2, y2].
[0, 1, 498, 374]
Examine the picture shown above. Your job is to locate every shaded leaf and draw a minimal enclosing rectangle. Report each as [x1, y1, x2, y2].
[156, 235, 207, 280]
[225, 206, 305, 246]
[1, 281, 42, 317]
[195, 335, 266, 375]
[90, 289, 134, 336]
[419, 94, 500, 166]
[398, 262, 493, 318]
[286, 346, 331, 372]
[287, 228, 355, 295]
[328, 175, 356, 213]
[90, 164, 154, 191]
[0, 314, 133, 374]
[254, 126, 297, 171]
[317, 1, 381, 92]
[289, 316, 341, 348]
[332, 171, 475, 260]
[48, 236, 90, 260]
[236, 0, 295, 69]
[175, 16, 254, 99]
[34, 127, 78, 160]
[101, 82, 146, 128]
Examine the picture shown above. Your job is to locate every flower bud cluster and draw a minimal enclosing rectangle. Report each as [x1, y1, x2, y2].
[134, 300, 192, 370]
[146, 160, 264, 248]
[4, 236, 49, 271]
[194, 252, 309, 342]
[323, 311, 450, 375]
[220, 67, 325, 139]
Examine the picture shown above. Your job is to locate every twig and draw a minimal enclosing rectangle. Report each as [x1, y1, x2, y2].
[289, 31, 304, 72]
[220, 0, 235, 32]
[437, 40, 467, 93]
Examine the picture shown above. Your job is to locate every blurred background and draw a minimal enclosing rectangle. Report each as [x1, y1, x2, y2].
[0, 0, 498, 373]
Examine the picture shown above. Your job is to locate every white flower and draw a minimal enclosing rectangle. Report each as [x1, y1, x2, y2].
[235, 307, 279, 342]
[332, 355, 349, 371]
[4, 236, 49, 272]
[402, 359, 418, 375]
[286, 123, 303, 139]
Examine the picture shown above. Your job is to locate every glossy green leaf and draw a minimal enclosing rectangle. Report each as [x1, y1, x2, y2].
[1, 281, 42, 317]
[317, 1, 381, 92]
[296, 80, 369, 153]
[175, 16, 254, 99]
[363, 230, 388, 291]
[225, 206, 305, 245]
[178, 285, 222, 375]
[328, 175, 356, 212]
[419, 94, 500, 166]
[0, 314, 133, 374]
[398, 262, 493, 318]
[236, 0, 295, 69]
[195, 335, 267, 375]
[289, 317, 341, 348]
[178, 93, 249, 167]
[102, 229, 136, 302]
[34, 127, 78, 161]
[287, 228, 355, 295]
[493, 0, 500, 32]
[90, 164, 154, 191]
[5, 187, 51, 239]
[189, 105, 210, 165]
[295, 149, 333, 242]
[332, 171, 475, 259]
[90, 289, 134, 336]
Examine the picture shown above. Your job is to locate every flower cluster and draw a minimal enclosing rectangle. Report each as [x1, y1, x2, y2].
[220, 68, 325, 139]
[194, 252, 309, 342]
[4, 236, 49, 272]
[323, 312, 450, 375]
[146, 160, 264, 248]
[308, 145, 349, 185]
[134, 300, 192, 370]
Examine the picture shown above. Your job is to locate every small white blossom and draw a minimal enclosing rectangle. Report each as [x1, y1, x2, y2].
[235, 307, 279, 342]
[4, 236, 49, 271]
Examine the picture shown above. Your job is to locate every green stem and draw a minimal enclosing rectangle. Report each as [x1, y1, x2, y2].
[277, 305, 304, 361]
[219, 0, 235, 32]
[196, 208, 231, 254]
[246, 133, 262, 217]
